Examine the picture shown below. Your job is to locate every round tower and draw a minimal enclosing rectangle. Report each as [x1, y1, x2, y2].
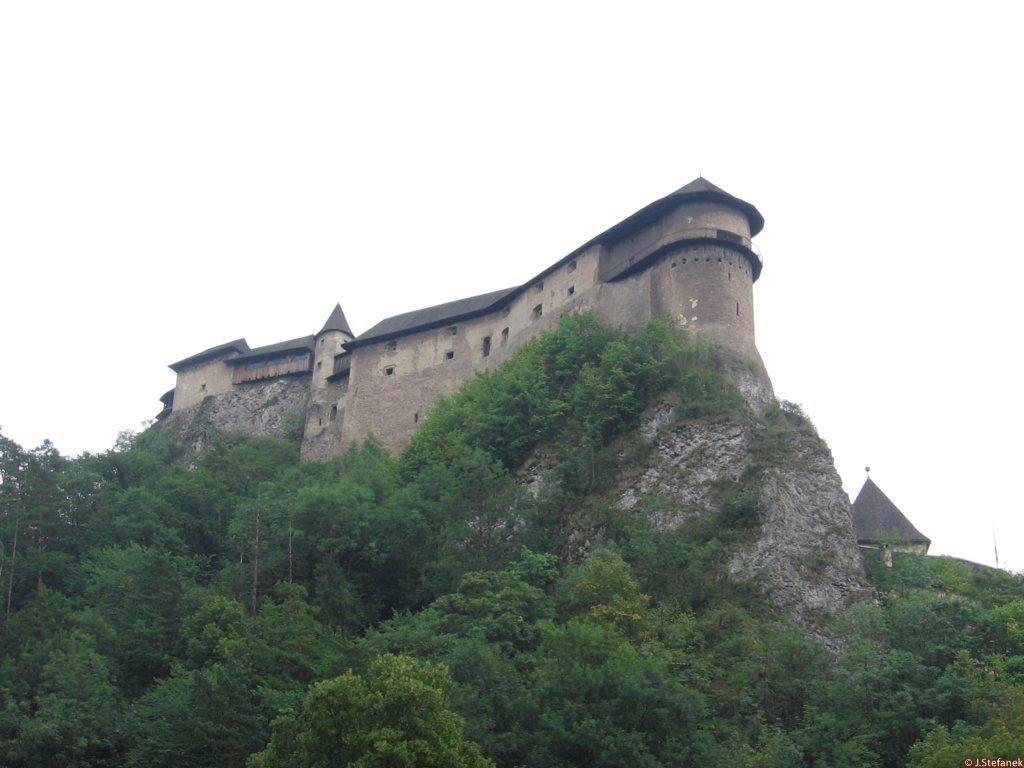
[302, 302, 356, 459]
[311, 302, 354, 390]
[593, 177, 770, 402]
[645, 178, 765, 367]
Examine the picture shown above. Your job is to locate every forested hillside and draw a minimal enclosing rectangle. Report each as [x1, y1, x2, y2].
[2, 314, 1022, 767]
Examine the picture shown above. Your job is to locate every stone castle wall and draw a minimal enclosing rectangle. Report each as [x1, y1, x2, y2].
[337, 244, 605, 454]
[172, 354, 238, 411]
[162, 187, 773, 459]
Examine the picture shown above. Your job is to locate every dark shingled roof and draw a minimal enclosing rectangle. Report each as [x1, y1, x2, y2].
[169, 339, 249, 372]
[159, 389, 175, 406]
[351, 287, 518, 348]
[346, 178, 762, 349]
[319, 303, 353, 337]
[226, 335, 316, 365]
[851, 477, 930, 545]
[667, 177, 764, 236]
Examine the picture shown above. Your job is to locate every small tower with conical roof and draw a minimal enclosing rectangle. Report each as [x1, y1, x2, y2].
[311, 303, 353, 391]
[851, 474, 930, 565]
[303, 303, 355, 459]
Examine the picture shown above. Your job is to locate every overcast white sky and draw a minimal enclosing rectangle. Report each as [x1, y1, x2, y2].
[2, 2, 1022, 571]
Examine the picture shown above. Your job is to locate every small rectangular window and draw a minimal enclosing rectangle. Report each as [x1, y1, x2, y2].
[384, 365, 395, 376]
[329, 404, 338, 421]
[316, 361, 322, 370]
[445, 350, 454, 360]
[532, 304, 542, 320]
[501, 327, 509, 345]
[567, 286, 575, 297]
[482, 336, 491, 357]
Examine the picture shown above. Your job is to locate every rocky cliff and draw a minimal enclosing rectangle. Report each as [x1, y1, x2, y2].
[157, 376, 309, 455]
[617, 402, 871, 632]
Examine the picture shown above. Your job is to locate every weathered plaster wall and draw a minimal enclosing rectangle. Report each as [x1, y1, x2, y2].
[311, 330, 350, 390]
[338, 245, 604, 453]
[599, 200, 753, 281]
[301, 328, 353, 459]
[652, 244, 758, 359]
[301, 376, 349, 460]
[172, 356, 238, 411]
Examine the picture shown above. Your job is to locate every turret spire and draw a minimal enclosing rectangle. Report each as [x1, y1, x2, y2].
[318, 303, 353, 337]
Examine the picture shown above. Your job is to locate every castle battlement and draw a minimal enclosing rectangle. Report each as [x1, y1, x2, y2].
[157, 178, 772, 458]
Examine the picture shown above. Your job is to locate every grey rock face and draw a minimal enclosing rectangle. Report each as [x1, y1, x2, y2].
[729, 429, 873, 627]
[619, 406, 871, 628]
[158, 377, 310, 453]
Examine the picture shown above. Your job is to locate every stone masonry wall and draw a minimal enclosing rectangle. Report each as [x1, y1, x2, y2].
[338, 245, 605, 453]
[172, 354, 238, 411]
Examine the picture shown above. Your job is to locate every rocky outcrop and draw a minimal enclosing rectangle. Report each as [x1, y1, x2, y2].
[618, 404, 871, 629]
[729, 428, 873, 627]
[157, 377, 310, 454]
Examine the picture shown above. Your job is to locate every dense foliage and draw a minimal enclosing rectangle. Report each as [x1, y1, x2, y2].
[1, 313, 1022, 767]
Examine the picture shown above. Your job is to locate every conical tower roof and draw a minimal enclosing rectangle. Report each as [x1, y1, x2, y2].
[851, 477, 930, 546]
[318, 303, 353, 337]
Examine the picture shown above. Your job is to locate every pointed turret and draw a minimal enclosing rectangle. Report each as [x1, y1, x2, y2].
[851, 476, 930, 552]
[311, 302, 354, 394]
[318, 303, 353, 338]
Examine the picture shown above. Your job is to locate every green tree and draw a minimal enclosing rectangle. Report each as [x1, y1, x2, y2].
[0, 631, 124, 768]
[128, 659, 266, 768]
[249, 653, 493, 768]
[80, 543, 194, 693]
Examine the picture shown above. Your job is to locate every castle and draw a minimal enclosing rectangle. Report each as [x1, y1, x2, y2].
[159, 178, 772, 459]
[157, 176, 934, 553]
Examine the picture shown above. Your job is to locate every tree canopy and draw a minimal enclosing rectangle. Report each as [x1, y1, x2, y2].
[1, 313, 1022, 768]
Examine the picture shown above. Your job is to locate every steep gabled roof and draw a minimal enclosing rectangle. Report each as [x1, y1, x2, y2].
[225, 335, 317, 365]
[349, 287, 518, 348]
[318, 303, 353, 337]
[851, 477, 930, 545]
[169, 339, 249, 372]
